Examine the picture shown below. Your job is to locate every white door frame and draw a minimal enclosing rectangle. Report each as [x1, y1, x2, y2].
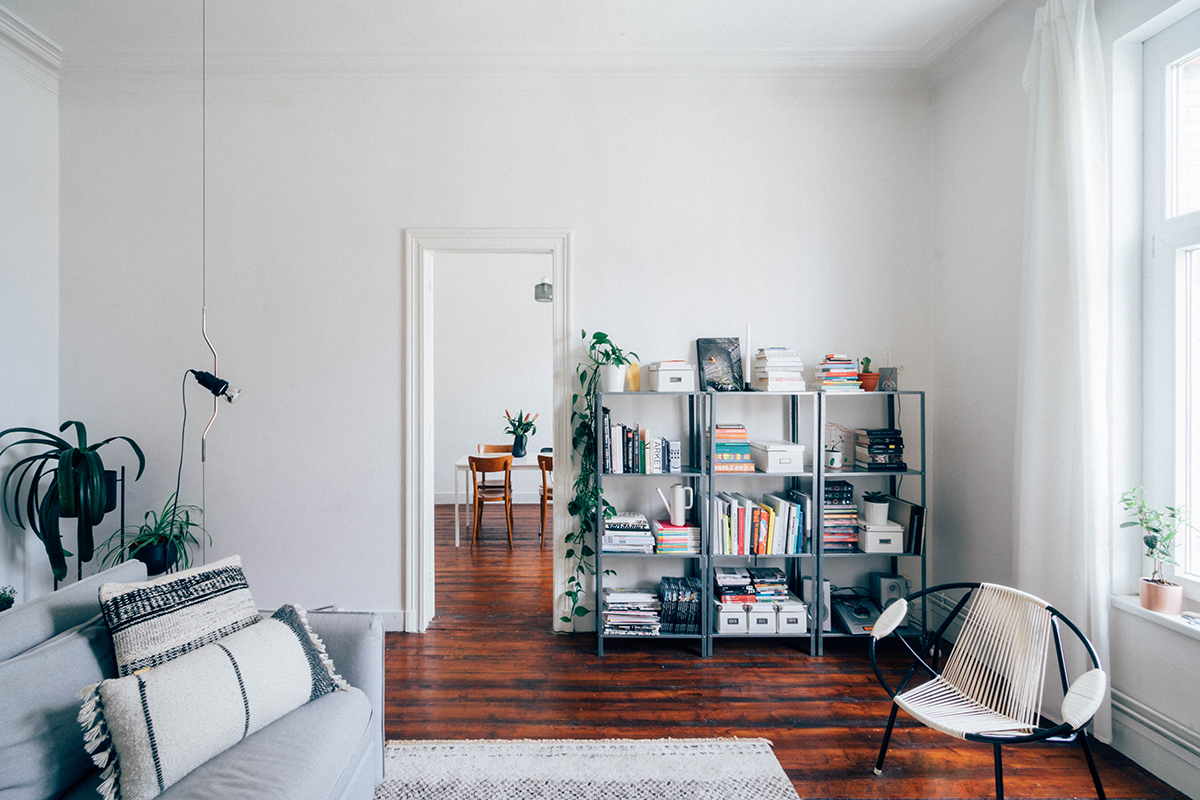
[402, 229, 572, 632]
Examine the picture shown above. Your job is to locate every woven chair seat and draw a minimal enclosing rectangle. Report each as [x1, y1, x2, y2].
[896, 677, 1038, 740]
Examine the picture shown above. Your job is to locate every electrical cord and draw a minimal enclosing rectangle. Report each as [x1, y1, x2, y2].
[167, 370, 191, 536]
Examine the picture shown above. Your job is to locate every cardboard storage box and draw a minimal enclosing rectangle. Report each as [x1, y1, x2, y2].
[747, 603, 778, 634]
[749, 441, 806, 474]
[714, 602, 749, 634]
[776, 595, 808, 634]
[860, 525, 905, 554]
[647, 362, 697, 392]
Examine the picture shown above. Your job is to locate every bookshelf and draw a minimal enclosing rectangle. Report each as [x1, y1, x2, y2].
[590, 389, 927, 658]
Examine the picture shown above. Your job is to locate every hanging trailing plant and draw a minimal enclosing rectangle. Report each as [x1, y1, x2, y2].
[562, 331, 638, 625]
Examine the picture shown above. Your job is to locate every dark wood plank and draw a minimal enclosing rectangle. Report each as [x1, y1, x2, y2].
[383, 504, 1186, 799]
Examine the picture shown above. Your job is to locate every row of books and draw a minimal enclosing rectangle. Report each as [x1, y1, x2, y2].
[752, 348, 805, 392]
[601, 408, 682, 474]
[824, 479, 858, 552]
[712, 491, 810, 555]
[713, 566, 788, 603]
[713, 423, 754, 473]
[855, 428, 907, 471]
[602, 512, 701, 554]
[819, 354, 862, 393]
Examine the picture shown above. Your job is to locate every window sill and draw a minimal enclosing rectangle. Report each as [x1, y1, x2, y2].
[1111, 595, 1200, 644]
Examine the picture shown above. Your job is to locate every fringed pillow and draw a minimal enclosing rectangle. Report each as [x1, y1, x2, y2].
[79, 604, 347, 800]
[99, 555, 260, 677]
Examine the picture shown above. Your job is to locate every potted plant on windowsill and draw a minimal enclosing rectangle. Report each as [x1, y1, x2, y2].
[859, 356, 880, 392]
[98, 494, 209, 577]
[503, 410, 538, 458]
[1120, 487, 1186, 615]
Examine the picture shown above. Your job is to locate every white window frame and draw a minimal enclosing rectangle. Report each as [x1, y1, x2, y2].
[1144, 9, 1200, 603]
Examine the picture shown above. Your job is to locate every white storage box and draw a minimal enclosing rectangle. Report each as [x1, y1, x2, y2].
[749, 441, 806, 474]
[714, 602, 749, 634]
[747, 603, 778, 634]
[860, 524, 905, 554]
[776, 596, 808, 634]
[647, 362, 696, 392]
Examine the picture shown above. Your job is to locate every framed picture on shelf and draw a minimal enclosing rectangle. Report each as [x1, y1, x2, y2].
[696, 338, 743, 391]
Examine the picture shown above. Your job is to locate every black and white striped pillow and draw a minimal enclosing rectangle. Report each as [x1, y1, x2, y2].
[78, 604, 347, 800]
[99, 555, 260, 677]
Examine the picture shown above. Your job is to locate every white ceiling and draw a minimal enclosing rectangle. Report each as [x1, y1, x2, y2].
[4, 0, 1007, 66]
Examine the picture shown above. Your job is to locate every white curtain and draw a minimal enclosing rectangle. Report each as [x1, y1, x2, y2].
[1016, 0, 1112, 740]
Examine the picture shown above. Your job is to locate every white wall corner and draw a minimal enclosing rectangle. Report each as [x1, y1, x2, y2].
[1112, 689, 1200, 800]
[924, 0, 1041, 94]
[0, 5, 61, 92]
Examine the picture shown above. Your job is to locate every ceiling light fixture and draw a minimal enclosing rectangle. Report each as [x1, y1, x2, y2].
[534, 276, 553, 303]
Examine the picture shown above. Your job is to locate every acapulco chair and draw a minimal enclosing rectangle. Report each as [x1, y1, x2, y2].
[869, 582, 1107, 800]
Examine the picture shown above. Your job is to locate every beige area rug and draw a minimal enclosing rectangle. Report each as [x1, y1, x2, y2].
[374, 738, 801, 800]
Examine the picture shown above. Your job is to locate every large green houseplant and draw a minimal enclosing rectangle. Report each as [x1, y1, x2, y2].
[0, 421, 145, 582]
[562, 331, 638, 625]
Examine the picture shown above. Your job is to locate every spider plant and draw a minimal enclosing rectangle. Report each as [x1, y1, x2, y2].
[0, 421, 144, 582]
[98, 494, 209, 573]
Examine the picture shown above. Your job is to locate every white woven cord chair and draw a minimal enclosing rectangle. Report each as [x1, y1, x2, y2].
[869, 582, 1107, 800]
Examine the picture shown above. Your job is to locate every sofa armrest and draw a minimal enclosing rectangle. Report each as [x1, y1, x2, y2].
[307, 611, 384, 782]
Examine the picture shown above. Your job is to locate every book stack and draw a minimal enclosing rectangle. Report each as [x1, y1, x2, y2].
[713, 567, 754, 603]
[818, 354, 863, 392]
[823, 479, 859, 551]
[602, 587, 661, 636]
[712, 492, 806, 555]
[601, 512, 654, 553]
[713, 423, 754, 473]
[652, 519, 701, 554]
[600, 408, 682, 474]
[749, 567, 789, 602]
[752, 348, 806, 392]
[854, 428, 907, 471]
[660, 576, 702, 634]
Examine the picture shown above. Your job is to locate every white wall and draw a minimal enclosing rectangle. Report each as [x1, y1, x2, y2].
[433, 251, 553, 504]
[56, 64, 933, 625]
[0, 7, 59, 602]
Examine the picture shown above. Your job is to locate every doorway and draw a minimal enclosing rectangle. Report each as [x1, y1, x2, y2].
[402, 230, 572, 632]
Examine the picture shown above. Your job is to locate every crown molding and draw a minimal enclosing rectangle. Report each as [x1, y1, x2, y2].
[925, 0, 1040, 93]
[0, 5, 62, 92]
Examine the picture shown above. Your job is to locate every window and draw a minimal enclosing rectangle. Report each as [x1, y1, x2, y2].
[1145, 10, 1200, 597]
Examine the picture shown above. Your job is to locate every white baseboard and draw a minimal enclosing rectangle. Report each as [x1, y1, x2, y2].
[434, 492, 542, 505]
[1112, 689, 1200, 800]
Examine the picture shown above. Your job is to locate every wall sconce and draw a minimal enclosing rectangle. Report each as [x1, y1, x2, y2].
[534, 276, 553, 303]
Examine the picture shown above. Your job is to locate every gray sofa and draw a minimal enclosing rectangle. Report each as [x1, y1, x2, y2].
[0, 561, 384, 800]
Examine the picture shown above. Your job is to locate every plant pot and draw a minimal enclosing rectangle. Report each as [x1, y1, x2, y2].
[132, 542, 179, 577]
[0, 596, 13, 612]
[1139, 577, 1183, 615]
[512, 434, 528, 458]
[600, 364, 626, 393]
[103, 470, 118, 513]
[864, 500, 889, 525]
[859, 372, 880, 392]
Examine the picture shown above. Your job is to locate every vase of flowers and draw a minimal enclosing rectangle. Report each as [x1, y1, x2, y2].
[1120, 487, 1186, 614]
[504, 410, 538, 458]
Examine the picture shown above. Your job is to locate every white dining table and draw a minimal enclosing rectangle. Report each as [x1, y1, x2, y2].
[453, 453, 548, 546]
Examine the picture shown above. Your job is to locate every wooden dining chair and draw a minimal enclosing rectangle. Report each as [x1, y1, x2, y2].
[468, 454, 513, 550]
[537, 453, 553, 549]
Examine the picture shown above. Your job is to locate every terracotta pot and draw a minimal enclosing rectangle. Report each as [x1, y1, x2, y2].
[1139, 577, 1183, 615]
[859, 372, 880, 392]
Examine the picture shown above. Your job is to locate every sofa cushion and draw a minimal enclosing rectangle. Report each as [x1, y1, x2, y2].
[0, 615, 116, 800]
[81, 605, 348, 800]
[100, 555, 260, 677]
[0, 560, 147, 662]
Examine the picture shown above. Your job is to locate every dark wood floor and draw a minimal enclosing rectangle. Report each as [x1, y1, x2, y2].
[384, 504, 1185, 799]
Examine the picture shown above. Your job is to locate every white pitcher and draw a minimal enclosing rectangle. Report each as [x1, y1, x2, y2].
[656, 484, 694, 526]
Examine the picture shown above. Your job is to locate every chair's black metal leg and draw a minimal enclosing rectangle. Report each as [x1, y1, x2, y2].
[993, 743, 1004, 800]
[874, 703, 900, 775]
[1079, 732, 1106, 800]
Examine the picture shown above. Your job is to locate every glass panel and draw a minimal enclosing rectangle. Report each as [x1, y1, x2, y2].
[1174, 55, 1200, 217]
[1185, 250, 1200, 579]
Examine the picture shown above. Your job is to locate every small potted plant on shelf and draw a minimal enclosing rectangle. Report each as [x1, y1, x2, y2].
[862, 491, 890, 525]
[503, 410, 538, 458]
[98, 494, 209, 577]
[1119, 487, 1186, 614]
[587, 331, 639, 393]
[859, 356, 880, 392]
[0, 585, 15, 612]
